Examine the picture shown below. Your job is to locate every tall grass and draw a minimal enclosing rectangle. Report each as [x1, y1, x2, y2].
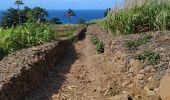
[98, 0, 170, 35]
[0, 22, 54, 59]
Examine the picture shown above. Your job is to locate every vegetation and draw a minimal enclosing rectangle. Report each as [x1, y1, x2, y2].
[54, 24, 79, 35]
[15, 0, 24, 24]
[96, 42, 104, 54]
[104, 8, 111, 17]
[0, 23, 54, 59]
[91, 35, 104, 54]
[98, 0, 170, 35]
[48, 18, 62, 24]
[78, 18, 86, 24]
[127, 34, 152, 50]
[0, 6, 61, 27]
[137, 51, 160, 63]
[27, 7, 48, 22]
[54, 28, 77, 38]
[65, 9, 76, 23]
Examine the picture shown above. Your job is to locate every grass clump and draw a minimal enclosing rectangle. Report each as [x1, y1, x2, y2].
[99, 0, 170, 35]
[91, 35, 99, 45]
[137, 51, 160, 63]
[127, 34, 152, 50]
[0, 22, 54, 59]
[96, 42, 104, 54]
[53, 24, 79, 38]
[91, 35, 104, 54]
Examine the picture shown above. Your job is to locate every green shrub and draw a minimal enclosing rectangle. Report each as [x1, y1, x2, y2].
[91, 35, 100, 45]
[127, 34, 152, 50]
[0, 22, 54, 58]
[96, 41, 104, 54]
[90, 35, 104, 54]
[137, 51, 160, 63]
[98, 0, 170, 35]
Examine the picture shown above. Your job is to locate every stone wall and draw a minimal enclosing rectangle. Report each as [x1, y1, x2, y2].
[0, 27, 86, 100]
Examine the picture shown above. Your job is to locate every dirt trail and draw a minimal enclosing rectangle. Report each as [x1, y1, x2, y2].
[27, 26, 113, 100]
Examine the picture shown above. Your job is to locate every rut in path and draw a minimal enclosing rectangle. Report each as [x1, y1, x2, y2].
[27, 27, 112, 100]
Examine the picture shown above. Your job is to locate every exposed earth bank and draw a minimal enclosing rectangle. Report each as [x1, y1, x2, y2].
[27, 25, 170, 100]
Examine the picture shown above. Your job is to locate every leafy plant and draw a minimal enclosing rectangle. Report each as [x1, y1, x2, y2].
[91, 35, 99, 45]
[137, 51, 160, 63]
[98, 0, 170, 35]
[90, 35, 104, 54]
[96, 41, 104, 54]
[0, 22, 55, 59]
[127, 34, 152, 50]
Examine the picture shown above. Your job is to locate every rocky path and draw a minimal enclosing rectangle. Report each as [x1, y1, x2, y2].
[27, 26, 114, 100]
[26, 26, 170, 100]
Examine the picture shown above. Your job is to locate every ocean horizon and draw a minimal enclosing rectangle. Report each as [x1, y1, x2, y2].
[0, 9, 105, 24]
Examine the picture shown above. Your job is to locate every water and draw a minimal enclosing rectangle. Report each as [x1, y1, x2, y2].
[0, 10, 105, 24]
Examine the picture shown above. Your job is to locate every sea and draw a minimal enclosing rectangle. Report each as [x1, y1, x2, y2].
[0, 10, 105, 24]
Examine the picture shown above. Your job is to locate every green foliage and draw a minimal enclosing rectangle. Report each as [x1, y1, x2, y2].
[15, 0, 24, 6]
[96, 41, 104, 54]
[0, 8, 24, 27]
[127, 34, 152, 50]
[0, 6, 60, 27]
[98, 0, 170, 35]
[91, 35, 104, 54]
[27, 7, 48, 22]
[91, 35, 99, 45]
[0, 22, 54, 59]
[104, 8, 111, 17]
[65, 9, 76, 22]
[78, 18, 86, 24]
[53, 24, 79, 38]
[48, 18, 62, 24]
[137, 51, 160, 63]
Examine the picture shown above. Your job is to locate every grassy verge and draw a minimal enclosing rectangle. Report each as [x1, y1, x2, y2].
[53, 24, 79, 38]
[0, 22, 55, 59]
[98, 0, 170, 35]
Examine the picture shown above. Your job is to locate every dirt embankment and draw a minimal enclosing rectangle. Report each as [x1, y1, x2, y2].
[0, 25, 169, 100]
[26, 25, 170, 100]
[0, 27, 86, 100]
[86, 25, 170, 100]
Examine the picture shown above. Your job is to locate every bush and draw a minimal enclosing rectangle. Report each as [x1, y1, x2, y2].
[127, 34, 152, 50]
[0, 22, 54, 58]
[98, 0, 170, 35]
[91, 35, 99, 45]
[96, 42, 104, 54]
[137, 51, 160, 63]
[90, 35, 104, 54]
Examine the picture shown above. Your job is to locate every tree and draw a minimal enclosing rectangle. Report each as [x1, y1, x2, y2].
[15, 0, 24, 24]
[0, 7, 31, 27]
[104, 8, 111, 17]
[27, 7, 48, 22]
[65, 9, 76, 23]
[21, 6, 31, 23]
[0, 8, 19, 27]
[48, 18, 62, 24]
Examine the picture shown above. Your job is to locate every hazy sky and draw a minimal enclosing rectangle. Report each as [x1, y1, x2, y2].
[0, 0, 124, 10]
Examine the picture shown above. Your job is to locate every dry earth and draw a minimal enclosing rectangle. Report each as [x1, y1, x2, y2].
[27, 25, 170, 100]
